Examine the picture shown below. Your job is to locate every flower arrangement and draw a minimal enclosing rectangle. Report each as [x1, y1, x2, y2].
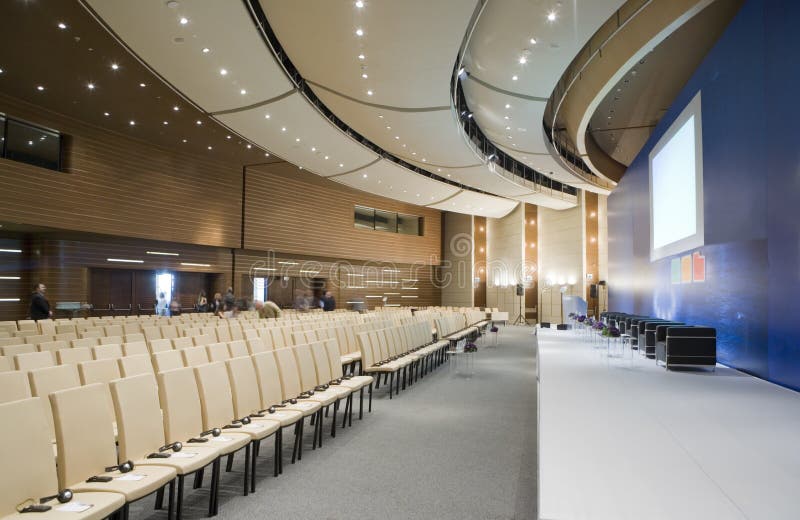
[576, 315, 586, 323]
[465, 343, 477, 353]
[568, 312, 577, 319]
[587, 317, 595, 326]
[490, 326, 499, 333]
[592, 321, 605, 331]
[602, 325, 621, 338]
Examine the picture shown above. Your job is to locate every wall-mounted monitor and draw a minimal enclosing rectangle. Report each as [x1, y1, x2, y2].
[649, 91, 704, 261]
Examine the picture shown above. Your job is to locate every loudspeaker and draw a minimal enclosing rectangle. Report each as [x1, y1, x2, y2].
[590, 284, 598, 298]
[515, 284, 524, 296]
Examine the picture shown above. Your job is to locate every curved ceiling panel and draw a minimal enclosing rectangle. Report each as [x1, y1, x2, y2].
[514, 192, 577, 211]
[427, 190, 518, 219]
[215, 92, 379, 177]
[439, 165, 535, 198]
[85, 0, 293, 113]
[260, 0, 476, 108]
[314, 88, 480, 168]
[333, 160, 460, 207]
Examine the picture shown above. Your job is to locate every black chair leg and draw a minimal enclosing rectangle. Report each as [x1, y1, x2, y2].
[250, 440, 259, 494]
[225, 453, 234, 472]
[193, 468, 204, 489]
[243, 443, 251, 496]
[389, 372, 393, 399]
[209, 458, 220, 517]
[155, 488, 164, 510]
[176, 475, 184, 520]
[331, 400, 338, 438]
[359, 387, 364, 419]
[368, 382, 373, 412]
[274, 428, 281, 477]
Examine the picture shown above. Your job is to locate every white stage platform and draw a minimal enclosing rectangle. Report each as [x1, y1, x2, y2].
[538, 328, 800, 520]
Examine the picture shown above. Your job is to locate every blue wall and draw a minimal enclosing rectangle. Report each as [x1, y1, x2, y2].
[608, 0, 800, 390]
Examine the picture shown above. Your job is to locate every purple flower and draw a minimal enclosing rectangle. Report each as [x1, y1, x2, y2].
[608, 326, 620, 337]
[577, 315, 586, 323]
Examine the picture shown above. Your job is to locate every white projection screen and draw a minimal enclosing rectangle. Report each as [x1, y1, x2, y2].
[649, 91, 704, 261]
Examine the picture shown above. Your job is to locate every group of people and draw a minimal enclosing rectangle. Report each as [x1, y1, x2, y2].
[292, 289, 336, 312]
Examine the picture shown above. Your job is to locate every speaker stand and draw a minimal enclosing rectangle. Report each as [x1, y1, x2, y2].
[512, 295, 528, 326]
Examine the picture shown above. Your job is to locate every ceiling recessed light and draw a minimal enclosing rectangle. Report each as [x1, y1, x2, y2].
[27, 140, 33, 145]
[36, 85, 44, 91]
[367, 90, 373, 96]
[355, 0, 364, 7]
[0, 68, 3, 74]
[504, 116, 509, 120]
[195, 120, 202, 125]
[386, 126, 391, 130]
[129, 120, 135, 126]
[139, 82, 146, 87]
[264, 114, 271, 119]
[87, 83, 95, 90]
[240, 89, 247, 95]
[111, 63, 119, 70]
[547, 11, 556, 21]
[246, 144, 252, 149]
[163, 121, 168, 125]
[505, 103, 511, 109]
[311, 147, 316, 152]
[394, 136, 399, 140]
[412, 152, 416, 155]
[103, 112, 110, 116]
[226, 135, 231, 139]
[182, 138, 187, 143]
[207, 146, 212, 150]
[339, 163, 344, 168]
[437, 168, 441, 172]
[355, 28, 364, 36]
[422, 158, 427, 162]
[58, 22, 67, 30]
[505, 126, 511, 130]
[512, 75, 518, 81]
[264, 153, 270, 157]
[378, 114, 383, 118]
[362, 173, 368, 178]
[324, 155, 329, 160]
[295, 138, 300, 142]
[361, 73, 368, 79]
[202, 47, 210, 53]
[281, 127, 286, 132]
[530, 37, 537, 44]
[519, 56, 527, 64]
[358, 53, 365, 60]
[219, 68, 227, 76]
[179, 17, 189, 25]
[173, 106, 179, 111]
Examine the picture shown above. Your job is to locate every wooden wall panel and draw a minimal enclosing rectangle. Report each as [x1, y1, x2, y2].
[0, 93, 243, 248]
[244, 162, 442, 265]
[0, 235, 30, 320]
[473, 216, 487, 308]
[585, 192, 600, 317]
[525, 204, 539, 323]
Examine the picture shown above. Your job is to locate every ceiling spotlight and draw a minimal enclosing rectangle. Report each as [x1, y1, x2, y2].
[367, 90, 373, 96]
[87, 83, 95, 90]
[226, 135, 231, 139]
[240, 89, 247, 95]
[530, 37, 537, 44]
[324, 155, 329, 160]
[547, 11, 556, 21]
[103, 112, 110, 116]
[219, 68, 227, 76]
[355, 28, 364, 36]
[519, 56, 527, 64]
[394, 136, 399, 140]
[504, 116, 509, 120]
[265, 114, 271, 119]
[505, 103, 511, 109]
[339, 163, 344, 168]
[173, 106, 179, 111]
[182, 138, 187, 143]
[196, 120, 202, 125]
[207, 146, 212, 150]
[281, 127, 286, 132]
[362, 173, 368, 178]
[163, 121, 168, 125]
[361, 73, 368, 79]
[202, 47, 210, 53]
[129, 120, 135, 126]
[111, 63, 119, 70]
[505, 126, 511, 130]
[246, 144, 252, 149]
[295, 138, 300, 142]
[36, 85, 44, 91]
[512, 75, 518, 81]
[179, 17, 189, 25]
[139, 82, 146, 87]
[265, 153, 270, 157]
[311, 147, 316, 152]
[58, 22, 67, 30]
[422, 158, 427, 162]
[355, 0, 364, 7]
[358, 53, 365, 60]
[0, 68, 3, 74]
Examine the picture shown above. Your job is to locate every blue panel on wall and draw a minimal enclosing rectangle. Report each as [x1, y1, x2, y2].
[608, 0, 800, 391]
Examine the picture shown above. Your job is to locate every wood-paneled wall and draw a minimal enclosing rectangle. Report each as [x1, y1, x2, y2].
[585, 192, 599, 316]
[525, 204, 539, 323]
[0, 93, 243, 248]
[244, 162, 441, 265]
[0, 234, 30, 319]
[473, 216, 487, 308]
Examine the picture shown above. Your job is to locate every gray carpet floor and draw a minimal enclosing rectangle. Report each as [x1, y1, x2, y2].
[130, 325, 539, 520]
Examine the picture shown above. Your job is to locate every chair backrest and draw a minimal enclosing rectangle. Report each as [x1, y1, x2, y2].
[226, 356, 262, 418]
[157, 367, 204, 442]
[24, 334, 54, 345]
[357, 332, 375, 367]
[0, 356, 10, 373]
[81, 328, 103, 339]
[269, 328, 286, 349]
[50, 383, 118, 489]
[293, 344, 320, 389]
[206, 342, 231, 363]
[17, 320, 37, 332]
[14, 350, 55, 371]
[172, 336, 194, 349]
[110, 374, 166, 462]
[273, 347, 303, 397]
[118, 354, 155, 378]
[244, 328, 260, 341]
[0, 338, 22, 347]
[148, 338, 173, 354]
[104, 325, 124, 337]
[0, 398, 61, 518]
[92, 343, 123, 360]
[229, 326, 244, 341]
[78, 358, 121, 386]
[27, 364, 82, 441]
[181, 346, 209, 367]
[0, 321, 18, 335]
[56, 347, 92, 365]
[160, 325, 179, 340]
[98, 335, 122, 346]
[122, 340, 149, 357]
[125, 332, 146, 343]
[0, 371, 31, 403]
[323, 340, 346, 380]
[71, 337, 99, 349]
[228, 340, 249, 358]
[143, 326, 162, 342]
[246, 337, 269, 355]
[152, 350, 184, 373]
[2, 343, 35, 357]
[54, 332, 78, 342]
[310, 341, 335, 383]
[193, 334, 216, 347]
[193, 362, 235, 428]
[37, 339, 67, 353]
[251, 352, 285, 407]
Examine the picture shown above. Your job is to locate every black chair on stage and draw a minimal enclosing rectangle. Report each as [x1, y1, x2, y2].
[656, 327, 717, 370]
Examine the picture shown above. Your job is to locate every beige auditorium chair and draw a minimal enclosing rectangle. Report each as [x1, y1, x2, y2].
[122, 340, 149, 357]
[28, 364, 83, 446]
[180, 347, 209, 368]
[98, 335, 123, 346]
[54, 331, 78, 342]
[152, 350, 184, 373]
[227, 340, 249, 358]
[192, 334, 216, 347]
[193, 362, 280, 493]
[2, 343, 35, 357]
[147, 338, 173, 354]
[37, 339, 68, 353]
[71, 337, 99, 349]
[78, 359, 121, 387]
[14, 350, 56, 372]
[318, 340, 374, 419]
[0, 356, 11, 373]
[17, 320, 37, 332]
[225, 356, 302, 477]
[205, 343, 231, 363]
[0, 370, 31, 403]
[0, 337, 24, 347]
[49, 384, 177, 518]
[157, 367, 252, 497]
[124, 332, 146, 343]
[172, 336, 194, 350]
[251, 352, 321, 464]
[246, 337, 270, 355]
[294, 343, 352, 437]
[0, 321, 17, 335]
[357, 331, 402, 399]
[110, 374, 220, 518]
[24, 334, 55, 346]
[118, 354, 155, 378]
[0, 397, 125, 520]
[56, 347, 93, 366]
[92, 343, 123, 361]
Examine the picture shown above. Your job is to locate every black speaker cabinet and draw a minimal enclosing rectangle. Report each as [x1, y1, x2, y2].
[590, 284, 598, 298]
[540, 322, 551, 328]
[515, 283, 524, 296]
[557, 324, 568, 330]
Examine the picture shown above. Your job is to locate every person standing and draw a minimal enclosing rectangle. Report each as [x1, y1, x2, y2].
[321, 291, 336, 312]
[210, 292, 223, 314]
[156, 292, 168, 316]
[29, 283, 52, 320]
[196, 291, 208, 312]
